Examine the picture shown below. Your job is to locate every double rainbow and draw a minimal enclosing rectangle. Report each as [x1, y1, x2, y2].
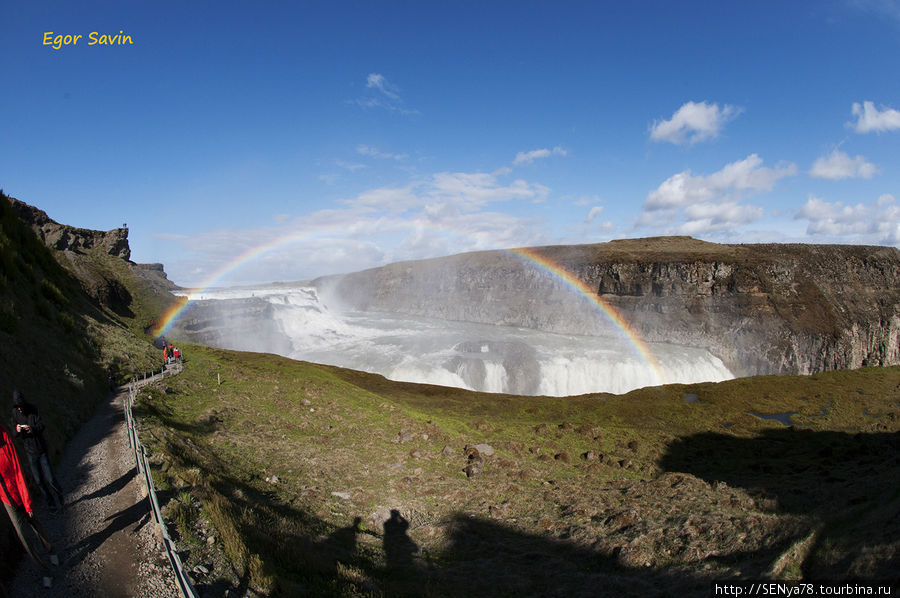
[152, 231, 663, 386]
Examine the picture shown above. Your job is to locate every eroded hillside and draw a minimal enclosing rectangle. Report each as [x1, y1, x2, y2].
[0, 193, 175, 584]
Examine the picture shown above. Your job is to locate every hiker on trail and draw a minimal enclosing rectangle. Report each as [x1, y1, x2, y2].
[10, 389, 65, 512]
[0, 422, 58, 589]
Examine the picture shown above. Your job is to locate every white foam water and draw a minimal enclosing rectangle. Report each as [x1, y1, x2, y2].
[180, 285, 734, 396]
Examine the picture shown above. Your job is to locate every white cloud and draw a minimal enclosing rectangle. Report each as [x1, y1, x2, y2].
[795, 193, 900, 245]
[649, 101, 742, 145]
[336, 160, 367, 171]
[638, 154, 796, 236]
[350, 184, 421, 212]
[585, 206, 604, 223]
[366, 73, 399, 99]
[679, 202, 764, 234]
[425, 172, 550, 210]
[849, 101, 900, 133]
[356, 144, 408, 161]
[597, 221, 615, 232]
[644, 154, 797, 210]
[354, 73, 418, 115]
[320, 171, 550, 236]
[162, 166, 557, 286]
[809, 149, 878, 180]
[513, 146, 567, 165]
[395, 211, 545, 261]
[333, 170, 550, 216]
[573, 196, 591, 207]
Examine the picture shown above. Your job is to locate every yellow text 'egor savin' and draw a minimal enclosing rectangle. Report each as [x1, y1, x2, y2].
[42, 31, 133, 49]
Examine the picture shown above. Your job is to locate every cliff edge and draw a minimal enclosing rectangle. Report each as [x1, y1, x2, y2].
[321, 237, 900, 378]
[7, 196, 131, 259]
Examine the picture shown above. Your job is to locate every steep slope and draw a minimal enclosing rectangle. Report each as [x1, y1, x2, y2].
[320, 237, 900, 377]
[0, 192, 174, 583]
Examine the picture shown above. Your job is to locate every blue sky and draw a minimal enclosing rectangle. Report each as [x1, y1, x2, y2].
[2, 1, 900, 287]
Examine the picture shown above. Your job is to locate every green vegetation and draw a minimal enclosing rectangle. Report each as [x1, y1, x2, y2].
[137, 343, 900, 596]
[0, 191, 179, 587]
[1, 193, 897, 595]
[0, 191, 170, 446]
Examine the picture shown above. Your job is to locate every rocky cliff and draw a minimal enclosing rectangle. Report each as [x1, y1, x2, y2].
[6, 196, 130, 259]
[6, 196, 181, 316]
[320, 237, 900, 377]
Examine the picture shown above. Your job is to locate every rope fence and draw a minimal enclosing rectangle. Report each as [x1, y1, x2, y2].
[123, 361, 198, 598]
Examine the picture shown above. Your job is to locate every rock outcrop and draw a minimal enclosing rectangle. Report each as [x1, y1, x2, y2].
[319, 237, 900, 377]
[7, 196, 182, 314]
[6, 196, 130, 259]
[132, 262, 180, 293]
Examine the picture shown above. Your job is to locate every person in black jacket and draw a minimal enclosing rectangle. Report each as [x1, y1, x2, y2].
[10, 389, 64, 512]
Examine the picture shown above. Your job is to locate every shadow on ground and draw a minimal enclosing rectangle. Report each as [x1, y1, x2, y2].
[660, 428, 900, 580]
[144, 392, 900, 597]
[66, 494, 152, 567]
[233, 430, 898, 596]
[197, 473, 702, 597]
[70, 467, 136, 506]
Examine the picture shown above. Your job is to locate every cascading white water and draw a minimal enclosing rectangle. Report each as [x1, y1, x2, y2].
[179, 285, 734, 396]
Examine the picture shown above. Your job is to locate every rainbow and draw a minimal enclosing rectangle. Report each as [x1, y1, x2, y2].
[152, 227, 334, 338]
[152, 227, 664, 386]
[506, 247, 664, 386]
[152, 218, 484, 338]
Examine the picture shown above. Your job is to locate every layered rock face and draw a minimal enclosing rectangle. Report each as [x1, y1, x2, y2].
[320, 237, 900, 377]
[7, 196, 130, 259]
[7, 196, 183, 313]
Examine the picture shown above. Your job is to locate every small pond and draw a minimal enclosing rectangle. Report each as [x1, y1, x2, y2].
[747, 410, 797, 426]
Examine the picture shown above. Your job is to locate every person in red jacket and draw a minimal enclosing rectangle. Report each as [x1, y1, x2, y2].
[0, 422, 57, 588]
[11, 389, 65, 512]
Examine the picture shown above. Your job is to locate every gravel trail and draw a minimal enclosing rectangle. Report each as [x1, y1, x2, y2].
[11, 388, 178, 597]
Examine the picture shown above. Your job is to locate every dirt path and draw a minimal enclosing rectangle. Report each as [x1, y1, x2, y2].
[11, 388, 178, 597]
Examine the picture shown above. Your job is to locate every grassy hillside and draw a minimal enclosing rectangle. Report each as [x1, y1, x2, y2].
[0, 191, 173, 584]
[2, 193, 896, 595]
[137, 344, 899, 596]
[0, 191, 170, 437]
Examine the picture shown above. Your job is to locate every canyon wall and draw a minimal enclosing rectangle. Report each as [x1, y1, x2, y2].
[320, 237, 900, 377]
[7, 196, 130, 259]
